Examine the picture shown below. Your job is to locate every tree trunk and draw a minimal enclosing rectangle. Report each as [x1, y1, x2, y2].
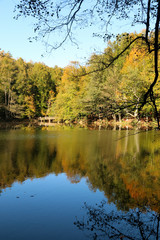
[112, 114, 116, 122]
[118, 113, 121, 123]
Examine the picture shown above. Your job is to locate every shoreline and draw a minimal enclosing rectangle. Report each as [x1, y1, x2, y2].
[0, 118, 157, 130]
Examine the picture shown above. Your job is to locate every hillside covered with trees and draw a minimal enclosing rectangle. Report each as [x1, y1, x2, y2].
[0, 32, 160, 124]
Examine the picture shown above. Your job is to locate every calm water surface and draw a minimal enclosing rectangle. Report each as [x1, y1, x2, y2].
[0, 128, 160, 239]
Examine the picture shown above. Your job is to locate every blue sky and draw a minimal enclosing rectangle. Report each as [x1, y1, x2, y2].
[0, 0, 144, 68]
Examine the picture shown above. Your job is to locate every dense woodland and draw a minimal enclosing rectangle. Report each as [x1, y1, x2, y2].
[0, 31, 160, 123]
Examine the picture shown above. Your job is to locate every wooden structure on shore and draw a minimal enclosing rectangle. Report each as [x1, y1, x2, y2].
[38, 116, 60, 126]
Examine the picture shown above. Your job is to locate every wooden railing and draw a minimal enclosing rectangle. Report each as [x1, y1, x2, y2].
[37, 116, 59, 125]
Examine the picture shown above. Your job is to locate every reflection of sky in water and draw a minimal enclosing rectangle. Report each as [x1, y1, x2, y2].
[0, 173, 115, 240]
[0, 129, 160, 239]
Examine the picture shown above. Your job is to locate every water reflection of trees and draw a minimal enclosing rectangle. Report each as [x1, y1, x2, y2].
[74, 201, 160, 240]
[0, 129, 160, 212]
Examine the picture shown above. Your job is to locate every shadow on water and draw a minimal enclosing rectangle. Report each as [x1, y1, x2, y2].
[74, 201, 160, 240]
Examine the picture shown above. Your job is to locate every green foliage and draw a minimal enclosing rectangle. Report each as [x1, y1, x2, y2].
[50, 62, 87, 121]
[0, 51, 61, 119]
[0, 31, 159, 121]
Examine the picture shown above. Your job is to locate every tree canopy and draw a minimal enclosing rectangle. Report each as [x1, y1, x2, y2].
[14, 0, 160, 127]
[0, 31, 160, 124]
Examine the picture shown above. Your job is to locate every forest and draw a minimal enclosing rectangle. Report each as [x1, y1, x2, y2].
[0, 31, 160, 124]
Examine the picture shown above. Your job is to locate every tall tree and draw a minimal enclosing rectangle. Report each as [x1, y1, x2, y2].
[0, 51, 18, 119]
[14, 0, 160, 126]
[51, 62, 86, 121]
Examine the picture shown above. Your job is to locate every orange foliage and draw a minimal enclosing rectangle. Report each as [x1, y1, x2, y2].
[121, 47, 148, 73]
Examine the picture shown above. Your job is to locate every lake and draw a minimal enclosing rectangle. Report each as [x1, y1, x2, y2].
[0, 127, 160, 239]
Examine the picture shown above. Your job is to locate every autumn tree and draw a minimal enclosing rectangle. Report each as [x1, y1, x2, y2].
[14, 0, 160, 126]
[120, 46, 151, 118]
[0, 50, 59, 120]
[13, 58, 32, 117]
[0, 51, 18, 119]
[51, 62, 86, 121]
[28, 62, 56, 115]
[83, 33, 134, 121]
